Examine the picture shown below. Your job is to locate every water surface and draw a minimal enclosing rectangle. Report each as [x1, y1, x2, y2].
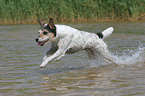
[0, 22, 145, 96]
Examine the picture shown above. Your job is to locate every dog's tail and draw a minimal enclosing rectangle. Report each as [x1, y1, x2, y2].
[97, 27, 114, 39]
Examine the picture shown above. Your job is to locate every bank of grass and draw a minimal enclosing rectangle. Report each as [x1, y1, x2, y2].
[0, 0, 144, 24]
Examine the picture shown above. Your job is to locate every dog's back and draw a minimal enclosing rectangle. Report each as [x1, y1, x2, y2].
[56, 24, 113, 36]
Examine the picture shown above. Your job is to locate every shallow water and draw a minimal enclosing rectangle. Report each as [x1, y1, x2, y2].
[0, 22, 145, 96]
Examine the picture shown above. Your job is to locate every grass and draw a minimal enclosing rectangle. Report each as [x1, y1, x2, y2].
[0, 0, 144, 24]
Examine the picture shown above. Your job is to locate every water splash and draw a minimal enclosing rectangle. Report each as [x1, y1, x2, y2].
[112, 41, 145, 66]
[90, 43, 145, 67]
[113, 47, 145, 66]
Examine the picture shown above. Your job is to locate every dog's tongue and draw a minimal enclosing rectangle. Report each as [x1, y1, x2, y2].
[38, 42, 43, 46]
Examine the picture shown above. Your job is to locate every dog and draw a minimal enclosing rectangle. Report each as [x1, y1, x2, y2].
[35, 18, 116, 68]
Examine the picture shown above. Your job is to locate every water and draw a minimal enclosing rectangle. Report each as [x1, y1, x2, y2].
[0, 22, 145, 96]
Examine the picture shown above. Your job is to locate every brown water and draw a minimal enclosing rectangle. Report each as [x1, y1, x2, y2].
[0, 22, 145, 96]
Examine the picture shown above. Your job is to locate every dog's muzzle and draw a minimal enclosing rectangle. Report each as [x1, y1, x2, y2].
[35, 38, 49, 46]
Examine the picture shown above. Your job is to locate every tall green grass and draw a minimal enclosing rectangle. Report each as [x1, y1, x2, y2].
[0, 0, 144, 24]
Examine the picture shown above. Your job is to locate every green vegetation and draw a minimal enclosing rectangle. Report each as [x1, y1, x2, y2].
[0, 0, 145, 24]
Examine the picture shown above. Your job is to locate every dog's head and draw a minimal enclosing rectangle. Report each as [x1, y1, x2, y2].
[35, 18, 56, 46]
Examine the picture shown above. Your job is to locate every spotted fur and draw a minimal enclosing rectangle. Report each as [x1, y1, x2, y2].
[35, 18, 115, 68]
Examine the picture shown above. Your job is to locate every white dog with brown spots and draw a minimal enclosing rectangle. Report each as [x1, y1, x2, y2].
[35, 18, 116, 68]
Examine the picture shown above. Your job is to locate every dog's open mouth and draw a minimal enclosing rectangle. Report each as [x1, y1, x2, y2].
[38, 39, 49, 46]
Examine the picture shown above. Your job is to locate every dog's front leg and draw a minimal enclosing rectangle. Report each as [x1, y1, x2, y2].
[40, 49, 65, 68]
[42, 50, 53, 61]
[43, 50, 56, 61]
[43, 43, 58, 61]
[40, 35, 73, 68]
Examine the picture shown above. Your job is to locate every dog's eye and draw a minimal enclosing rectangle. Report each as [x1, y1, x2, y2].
[43, 31, 48, 35]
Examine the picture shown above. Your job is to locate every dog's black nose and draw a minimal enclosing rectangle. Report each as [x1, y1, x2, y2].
[35, 38, 39, 42]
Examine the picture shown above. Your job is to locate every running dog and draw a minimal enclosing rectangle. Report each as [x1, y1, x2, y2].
[35, 18, 116, 68]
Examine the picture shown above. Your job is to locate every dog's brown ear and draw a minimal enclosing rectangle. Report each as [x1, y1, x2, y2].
[48, 18, 56, 29]
[38, 18, 44, 26]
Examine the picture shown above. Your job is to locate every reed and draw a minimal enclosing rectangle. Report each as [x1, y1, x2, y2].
[0, 0, 144, 24]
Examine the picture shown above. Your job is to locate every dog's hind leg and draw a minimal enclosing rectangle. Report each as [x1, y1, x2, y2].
[92, 42, 116, 64]
[95, 48, 116, 64]
[85, 48, 95, 59]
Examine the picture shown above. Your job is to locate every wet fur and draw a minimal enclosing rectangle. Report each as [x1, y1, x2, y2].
[36, 18, 115, 68]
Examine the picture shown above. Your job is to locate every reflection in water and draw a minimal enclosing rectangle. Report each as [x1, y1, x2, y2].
[0, 23, 145, 96]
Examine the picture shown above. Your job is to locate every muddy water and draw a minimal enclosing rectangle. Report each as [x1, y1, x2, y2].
[0, 22, 145, 96]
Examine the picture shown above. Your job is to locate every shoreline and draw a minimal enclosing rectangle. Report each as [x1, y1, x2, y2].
[0, 17, 144, 25]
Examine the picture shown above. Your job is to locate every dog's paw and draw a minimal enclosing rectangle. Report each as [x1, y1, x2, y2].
[40, 60, 48, 68]
[40, 65, 45, 68]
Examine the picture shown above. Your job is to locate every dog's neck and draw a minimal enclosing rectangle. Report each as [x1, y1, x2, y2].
[55, 25, 70, 39]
